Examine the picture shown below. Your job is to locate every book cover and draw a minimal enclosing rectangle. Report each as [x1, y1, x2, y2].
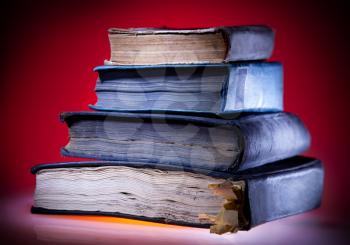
[31, 156, 324, 234]
[106, 26, 274, 65]
[61, 111, 310, 172]
[91, 62, 283, 115]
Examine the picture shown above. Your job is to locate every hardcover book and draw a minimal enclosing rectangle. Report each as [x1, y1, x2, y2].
[105, 26, 274, 65]
[91, 62, 283, 114]
[31, 156, 324, 234]
[61, 111, 310, 172]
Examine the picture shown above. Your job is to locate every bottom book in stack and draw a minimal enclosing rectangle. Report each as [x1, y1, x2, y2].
[31, 156, 323, 234]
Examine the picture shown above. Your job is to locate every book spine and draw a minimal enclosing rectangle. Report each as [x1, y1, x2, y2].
[222, 63, 283, 114]
[246, 159, 324, 227]
[221, 26, 275, 61]
[236, 113, 311, 171]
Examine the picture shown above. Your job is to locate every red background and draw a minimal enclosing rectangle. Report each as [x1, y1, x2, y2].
[1, 0, 349, 225]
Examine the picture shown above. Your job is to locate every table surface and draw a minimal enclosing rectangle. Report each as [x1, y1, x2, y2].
[0, 193, 348, 245]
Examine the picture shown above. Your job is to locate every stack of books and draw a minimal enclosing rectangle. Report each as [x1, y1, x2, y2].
[31, 26, 324, 234]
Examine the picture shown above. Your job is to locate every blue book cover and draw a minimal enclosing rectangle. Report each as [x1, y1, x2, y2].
[106, 26, 274, 65]
[90, 62, 283, 115]
[60, 111, 309, 172]
[31, 156, 323, 233]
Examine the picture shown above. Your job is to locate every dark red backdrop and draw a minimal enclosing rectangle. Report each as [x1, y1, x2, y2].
[1, 0, 349, 222]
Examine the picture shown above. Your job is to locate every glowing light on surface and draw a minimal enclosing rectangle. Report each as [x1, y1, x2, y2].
[47, 214, 183, 228]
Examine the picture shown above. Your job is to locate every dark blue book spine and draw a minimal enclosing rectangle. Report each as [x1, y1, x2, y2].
[236, 112, 310, 171]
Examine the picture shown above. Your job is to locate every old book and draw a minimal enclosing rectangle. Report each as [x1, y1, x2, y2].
[91, 62, 283, 114]
[105, 26, 274, 65]
[31, 156, 324, 234]
[61, 111, 310, 172]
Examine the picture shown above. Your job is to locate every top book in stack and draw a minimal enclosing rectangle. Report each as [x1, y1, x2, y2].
[105, 26, 274, 65]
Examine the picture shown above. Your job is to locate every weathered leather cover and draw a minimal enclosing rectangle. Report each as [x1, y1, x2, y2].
[91, 62, 283, 114]
[31, 156, 324, 230]
[60, 111, 310, 172]
[107, 25, 274, 62]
